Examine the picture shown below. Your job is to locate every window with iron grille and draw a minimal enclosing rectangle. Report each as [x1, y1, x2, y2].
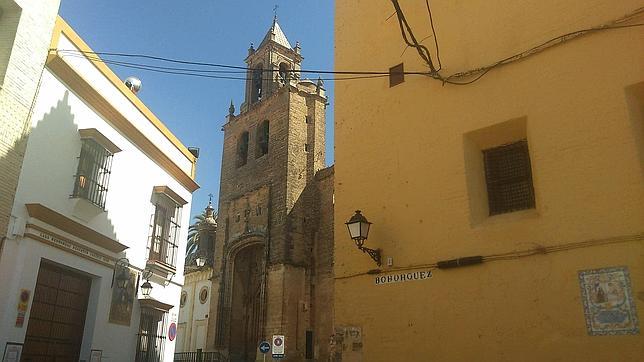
[135, 307, 166, 362]
[72, 138, 113, 209]
[483, 139, 535, 215]
[148, 195, 181, 267]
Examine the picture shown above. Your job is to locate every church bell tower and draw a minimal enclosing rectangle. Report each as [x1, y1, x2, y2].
[207, 16, 331, 362]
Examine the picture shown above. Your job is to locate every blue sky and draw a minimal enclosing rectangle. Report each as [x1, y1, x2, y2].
[59, 0, 335, 220]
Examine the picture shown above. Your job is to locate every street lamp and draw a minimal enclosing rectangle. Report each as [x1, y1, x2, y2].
[111, 258, 130, 289]
[345, 210, 381, 266]
[115, 267, 129, 289]
[140, 280, 153, 297]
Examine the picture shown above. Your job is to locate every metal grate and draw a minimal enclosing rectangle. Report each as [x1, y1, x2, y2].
[136, 308, 167, 362]
[174, 351, 228, 362]
[72, 138, 113, 209]
[483, 139, 535, 215]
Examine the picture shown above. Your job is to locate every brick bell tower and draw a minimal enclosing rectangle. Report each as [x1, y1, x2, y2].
[207, 16, 328, 362]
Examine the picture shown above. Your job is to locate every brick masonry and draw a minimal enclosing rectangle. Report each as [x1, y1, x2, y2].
[0, 0, 60, 246]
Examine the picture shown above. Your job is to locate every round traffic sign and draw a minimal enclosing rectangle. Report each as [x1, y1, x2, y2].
[259, 341, 270, 353]
[168, 322, 177, 341]
[274, 337, 283, 346]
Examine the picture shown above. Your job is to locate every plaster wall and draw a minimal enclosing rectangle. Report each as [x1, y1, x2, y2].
[177, 269, 212, 352]
[334, 0, 644, 361]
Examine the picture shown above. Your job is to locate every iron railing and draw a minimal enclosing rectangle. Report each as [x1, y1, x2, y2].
[174, 350, 227, 362]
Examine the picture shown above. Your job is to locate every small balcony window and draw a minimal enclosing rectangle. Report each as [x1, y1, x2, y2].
[148, 187, 187, 268]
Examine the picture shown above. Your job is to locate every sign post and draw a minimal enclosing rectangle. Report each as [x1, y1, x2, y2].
[258, 341, 270, 362]
[271, 335, 285, 359]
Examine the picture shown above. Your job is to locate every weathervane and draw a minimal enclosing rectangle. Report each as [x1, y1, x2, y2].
[273, 5, 279, 20]
[208, 193, 214, 204]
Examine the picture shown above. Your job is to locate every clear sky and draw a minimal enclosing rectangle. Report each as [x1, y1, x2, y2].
[59, 0, 335, 220]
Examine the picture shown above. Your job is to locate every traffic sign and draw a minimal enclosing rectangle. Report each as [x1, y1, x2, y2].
[272, 335, 285, 358]
[259, 341, 270, 354]
[168, 322, 177, 341]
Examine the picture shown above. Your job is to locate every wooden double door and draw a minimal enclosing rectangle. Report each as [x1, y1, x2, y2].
[22, 262, 92, 362]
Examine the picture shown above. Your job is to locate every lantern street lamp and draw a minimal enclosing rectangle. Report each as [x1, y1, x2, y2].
[140, 280, 153, 297]
[111, 257, 130, 289]
[115, 267, 129, 289]
[345, 210, 381, 266]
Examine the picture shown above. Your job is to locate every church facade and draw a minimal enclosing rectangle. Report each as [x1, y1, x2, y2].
[205, 18, 334, 362]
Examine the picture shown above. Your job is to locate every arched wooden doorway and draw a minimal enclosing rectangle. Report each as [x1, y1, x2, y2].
[228, 244, 265, 362]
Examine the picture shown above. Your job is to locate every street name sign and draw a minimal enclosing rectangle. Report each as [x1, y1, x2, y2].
[374, 270, 433, 285]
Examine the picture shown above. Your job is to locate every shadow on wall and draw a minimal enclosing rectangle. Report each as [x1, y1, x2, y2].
[3, 90, 119, 246]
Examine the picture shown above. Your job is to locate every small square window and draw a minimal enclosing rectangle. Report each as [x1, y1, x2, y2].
[483, 139, 535, 215]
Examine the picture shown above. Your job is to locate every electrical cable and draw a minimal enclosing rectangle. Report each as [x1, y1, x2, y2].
[390, 1, 644, 85]
[334, 232, 643, 280]
[425, 0, 442, 71]
[54, 49, 431, 76]
[56, 52, 392, 82]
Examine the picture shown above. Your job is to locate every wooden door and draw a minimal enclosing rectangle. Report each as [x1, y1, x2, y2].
[22, 262, 91, 362]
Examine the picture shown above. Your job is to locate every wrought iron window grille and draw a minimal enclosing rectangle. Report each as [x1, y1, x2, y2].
[71, 138, 113, 209]
[483, 139, 536, 215]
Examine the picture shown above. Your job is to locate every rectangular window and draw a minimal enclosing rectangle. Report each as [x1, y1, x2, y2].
[305, 143, 310, 152]
[483, 139, 535, 215]
[135, 307, 167, 362]
[72, 138, 113, 209]
[148, 195, 181, 267]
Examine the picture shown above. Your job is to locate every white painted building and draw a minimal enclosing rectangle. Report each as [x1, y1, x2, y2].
[175, 202, 217, 355]
[0, 17, 199, 362]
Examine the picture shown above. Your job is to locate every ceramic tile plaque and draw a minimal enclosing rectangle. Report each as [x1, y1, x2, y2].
[578, 266, 639, 335]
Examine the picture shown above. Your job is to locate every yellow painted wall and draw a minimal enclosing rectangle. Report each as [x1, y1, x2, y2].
[334, 0, 644, 360]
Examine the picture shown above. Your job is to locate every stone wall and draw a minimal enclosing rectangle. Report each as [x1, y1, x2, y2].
[208, 72, 334, 360]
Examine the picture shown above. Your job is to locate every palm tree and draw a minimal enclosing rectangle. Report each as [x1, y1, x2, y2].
[186, 211, 206, 257]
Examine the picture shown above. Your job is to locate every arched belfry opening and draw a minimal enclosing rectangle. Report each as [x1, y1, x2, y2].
[251, 64, 263, 103]
[278, 62, 290, 85]
[228, 243, 265, 362]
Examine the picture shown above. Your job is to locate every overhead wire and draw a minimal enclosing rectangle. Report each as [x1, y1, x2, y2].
[54, 49, 431, 76]
[56, 52, 393, 82]
[389, 0, 644, 85]
[425, 0, 442, 71]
